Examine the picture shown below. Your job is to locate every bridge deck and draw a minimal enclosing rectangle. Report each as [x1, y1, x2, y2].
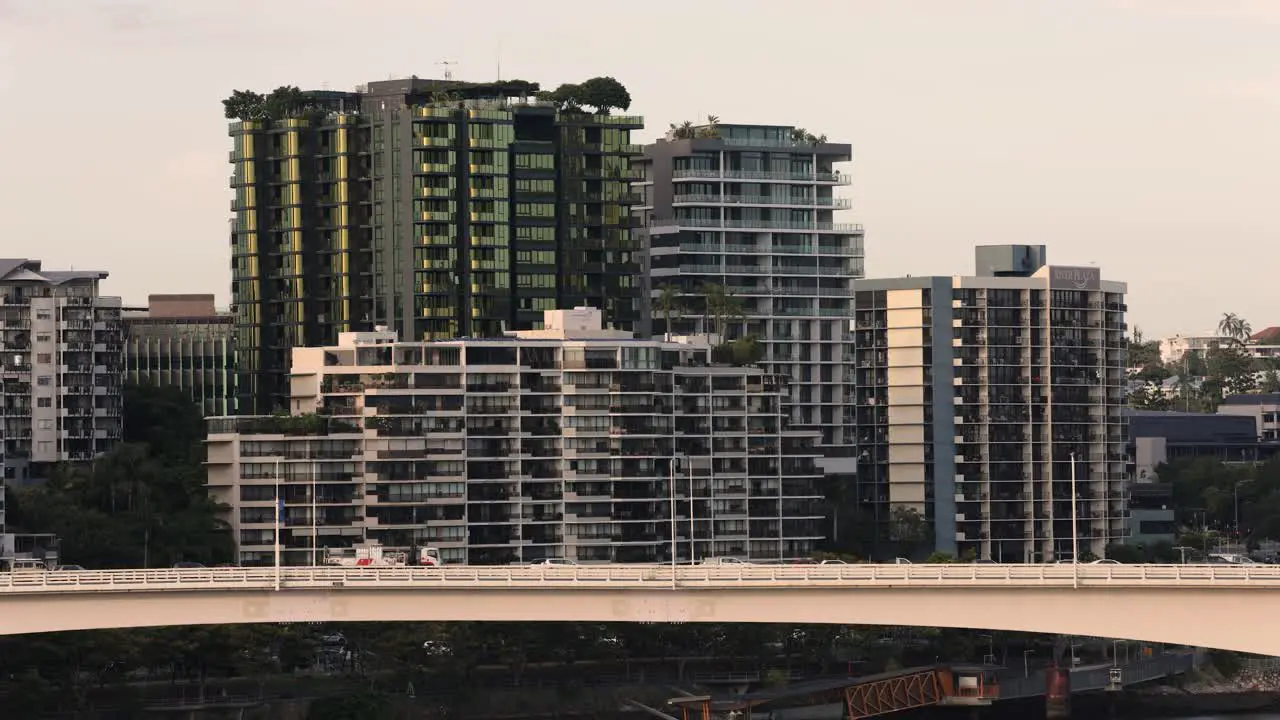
[3, 563, 1280, 593]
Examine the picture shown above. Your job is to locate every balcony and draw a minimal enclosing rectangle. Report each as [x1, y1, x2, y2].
[652, 217, 862, 233]
[673, 194, 852, 210]
[671, 169, 851, 184]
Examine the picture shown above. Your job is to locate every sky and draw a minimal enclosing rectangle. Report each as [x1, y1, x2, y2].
[0, 0, 1277, 339]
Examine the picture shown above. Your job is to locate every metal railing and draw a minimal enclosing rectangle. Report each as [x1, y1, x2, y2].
[4, 564, 1280, 594]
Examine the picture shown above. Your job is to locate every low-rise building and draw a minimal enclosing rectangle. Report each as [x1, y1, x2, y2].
[1218, 393, 1280, 442]
[206, 308, 825, 566]
[123, 294, 236, 416]
[1124, 410, 1270, 549]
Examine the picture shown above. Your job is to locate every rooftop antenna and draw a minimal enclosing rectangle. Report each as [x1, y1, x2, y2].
[437, 60, 455, 81]
[496, 42, 502, 80]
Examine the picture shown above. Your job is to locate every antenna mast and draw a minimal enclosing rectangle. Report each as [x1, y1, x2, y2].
[437, 60, 455, 81]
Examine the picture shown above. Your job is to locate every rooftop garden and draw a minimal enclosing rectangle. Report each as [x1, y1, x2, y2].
[223, 76, 631, 121]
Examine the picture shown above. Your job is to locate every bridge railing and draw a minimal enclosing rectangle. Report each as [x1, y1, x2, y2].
[3, 563, 1280, 593]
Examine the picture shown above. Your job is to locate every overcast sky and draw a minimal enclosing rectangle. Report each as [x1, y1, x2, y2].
[1, 0, 1277, 338]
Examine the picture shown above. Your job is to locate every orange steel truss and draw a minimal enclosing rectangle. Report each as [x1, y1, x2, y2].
[844, 668, 946, 719]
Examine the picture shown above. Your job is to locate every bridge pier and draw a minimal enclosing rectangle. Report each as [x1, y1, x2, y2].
[1045, 666, 1071, 719]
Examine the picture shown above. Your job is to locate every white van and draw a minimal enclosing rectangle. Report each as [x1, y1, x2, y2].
[8, 559, 47, 572]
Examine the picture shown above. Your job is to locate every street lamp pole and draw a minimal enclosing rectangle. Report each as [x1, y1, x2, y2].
[1070, 451, 1079, 589]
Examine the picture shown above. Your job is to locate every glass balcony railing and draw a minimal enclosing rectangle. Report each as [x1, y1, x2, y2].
[673, 194, 852, 209]
[651, 217, 863, 233]
[671, 169, 851, 184]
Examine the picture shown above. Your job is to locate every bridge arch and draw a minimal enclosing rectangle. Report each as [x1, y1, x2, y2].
[0, 586, 1273, 656]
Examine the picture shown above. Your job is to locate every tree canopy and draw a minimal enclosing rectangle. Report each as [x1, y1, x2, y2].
[535, 76, 632, 114]
[9, 383, 233, 569]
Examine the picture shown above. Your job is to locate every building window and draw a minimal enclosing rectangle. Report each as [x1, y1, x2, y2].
[37, 419, 53, 430]
[35, 311, 51, 320]
[36, 333, 51, 343]
[36, 376, 51, 386]
[37, 397, 51, 408]
[36, 353, 51, 364]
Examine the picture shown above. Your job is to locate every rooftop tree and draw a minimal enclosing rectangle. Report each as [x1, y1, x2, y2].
[576, 76, 631, 114]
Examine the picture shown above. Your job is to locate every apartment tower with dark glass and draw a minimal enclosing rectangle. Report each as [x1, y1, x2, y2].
[852, 245, 1128, 562]
[634, 123, 864, 460]
[229, 78, 644, 413]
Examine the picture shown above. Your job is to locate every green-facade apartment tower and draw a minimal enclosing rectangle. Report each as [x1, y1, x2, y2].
[228, 78, 644, 413]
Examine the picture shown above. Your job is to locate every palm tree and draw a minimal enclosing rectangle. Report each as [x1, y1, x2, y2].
[667, 121, 696, 140]
[652, 284, 683, 339]
[1218, 313, 1253, 347]
[700, 283, 745, 340]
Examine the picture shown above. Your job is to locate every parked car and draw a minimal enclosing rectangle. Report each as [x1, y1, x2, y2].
[1090, 559, 1120, 565]
[172, 562, 205, 569]
[819, 559, 848, 565]
[530, 558, 579, 566]
[54, 564, 85, 571]
[889, 557, 912, 565]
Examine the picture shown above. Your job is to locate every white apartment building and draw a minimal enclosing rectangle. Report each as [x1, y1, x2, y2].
[635, 123, 864, 463]
[0, 259, 123, 485]
[206, 308, 825, 566]
[852, 246, 1129, 562]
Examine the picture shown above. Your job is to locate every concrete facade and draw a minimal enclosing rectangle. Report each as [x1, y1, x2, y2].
[1, 570, 1278, 656]
[853, 246, 1129, 562]
[0, 259, 123, 485]
[1218, 393, 1280, 442]
[205, 308, 825, 566]
[634, 124, 863, 456]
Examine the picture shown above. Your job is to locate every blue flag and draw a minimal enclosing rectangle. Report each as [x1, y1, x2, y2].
[278, 498, 286, 523]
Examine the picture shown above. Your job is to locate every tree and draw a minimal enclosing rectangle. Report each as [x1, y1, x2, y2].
[1218, 312, 1253, 347]
[545, 83, 583, 112]
[790, 127, 827, 145]
[700, 283, 744, 340]
[888, 506, 931, 559]
[666, 121, 696, 140]
[652, 283, 683, 339]
[576, 76, 631, 114]
[9, 383, 234, 568]
[694, 115, 721, 138]
[1128, 383, 1172, 411]
[222, 89, 266, 120]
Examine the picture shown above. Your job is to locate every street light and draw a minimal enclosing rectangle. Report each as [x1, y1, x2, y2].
[1235, 478, 1255, 539]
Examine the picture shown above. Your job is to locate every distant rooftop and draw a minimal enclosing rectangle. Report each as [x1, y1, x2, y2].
[1220, 393, 1280, 406]
[0, 258, 107, 285]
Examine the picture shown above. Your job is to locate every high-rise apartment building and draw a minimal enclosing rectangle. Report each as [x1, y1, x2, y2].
[0, 259, 123, 484]
[852, 245, 1128, 562]
[229, 78, 644, 413]
[123, 294, 237, 416]
[634, 123, 863, 455]
[205, 308, 824, 566]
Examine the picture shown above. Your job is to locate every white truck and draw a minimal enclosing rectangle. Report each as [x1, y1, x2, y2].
[324, 541, 444, 568]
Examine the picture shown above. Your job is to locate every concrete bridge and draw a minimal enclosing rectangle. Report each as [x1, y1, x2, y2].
[1, 564, 1277, 655]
